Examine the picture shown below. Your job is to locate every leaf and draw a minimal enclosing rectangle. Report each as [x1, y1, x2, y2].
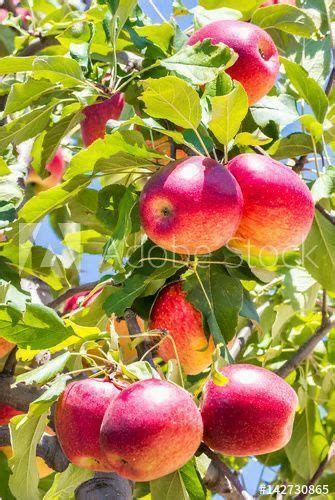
[311, 167, 335, 203]
[199, 0, 263, 19]
[9, 413, 48, 500]
[134, 23, 175, 53]
[151, 470, 189, 500]
[29, 374, 72, 418]
[282, 269, 319, 313]
[281, 57, 328, 123]
[0, 56, 35, 75]
[180, 460, 206, 500]
[5, 78, 57, 115]
[0, 303, 73, 350]
[32, 56, 85, 89]
[250, 94, 299, 129]
[19, 175, 92, 223]
[285, 400, 329, 480]
[15, 352, 71, 385]
[0, 451, 14, 500]
[109, 0, 137, 38]
[209, 82, 248, 145]
[183, 265, 243, 344]
[0, 104, 54, 153]
[235, 129, 271, 147]
[303, 211, 335, 292]
[299, 114, 323, 142]
[161, 39, 236, 85]
[43, 464, 93, 500]
[140, 76, 202, 130]
[122, 361, 159, 381]
[173, 0, 189, 17]
[252, 5, 317, 38]
[267, 133, 316, 159]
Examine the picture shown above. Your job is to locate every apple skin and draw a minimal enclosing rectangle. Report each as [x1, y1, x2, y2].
[149, 282, 215, 375]
[227, 154, 314, 255]
[188, 20, 280, 105]
[201, 364, 298, 456]
[261, 0, 295, 6]
[0, 337, 15, 358]
[139, 156, 243, 255]
[81, 93, 125, 147]
[0, 403, 22, 425]
[27, 148, 65, 192]
[100, 378, 203, 481]
[55, 379, 120, 471]
[63, 290, 101, 313]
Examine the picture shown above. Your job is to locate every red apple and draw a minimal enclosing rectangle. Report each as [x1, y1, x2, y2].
[201, 364, 298, 456]
[55, 379, 120, 471]
[188, 20, 280, 105]
[149, 282, 215, 375]
[139, 156, 243, 255]
[100, 378, 203, 481]
[63, 290, 101, 313]
[27, 148, 66, 192]
[261, 0, 295, 6]
[80, 93, 125, 147]
[0, 403, 22, 425]
[227, 154, 314, 256]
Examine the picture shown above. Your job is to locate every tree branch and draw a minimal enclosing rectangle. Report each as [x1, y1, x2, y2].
[2, 346, 18, 376]
[325, 67, 334, 96]
[18, 37, 60, 56]
[276, 317, 335, 378]
[201, 444, 253, 499]
[47, 281, 105, 310]
[316, 203, 335, 226]
[124, 309, 155, 367]
[0, 375, 44, 412]
[229, 323, 253, 361]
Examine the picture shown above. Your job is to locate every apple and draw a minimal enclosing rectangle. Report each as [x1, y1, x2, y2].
[0, 3, 30, 23]
[63, 290, 101, 313]
[201, 364, 298, 456]
[149, 282, 215, 375]
[188, 20, 280, 105]
[0, 338, 15, 358]
[261, 0, 295, 6]
[100, 378, 203, 481]
[27, 148, 65, 192]
[55, 378, 120, 471]
[81, 93, 125, 147]
[139, 156, 243, 255]
[227, 153, 314, 256]
[0, 403, 22, 425]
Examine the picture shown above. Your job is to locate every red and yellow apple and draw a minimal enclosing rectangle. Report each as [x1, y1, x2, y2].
[100, 378, 203, 481]
[201, 364, 298, 456]
[55, 379, 120, 471]
[80, 93, 125, 147]
[139, 156, 243, 255]
[227, 153, 314, 256]
[0, 403, 22, 425]
[27, 149, 65, 192]
[149, 282, 215, 375]
[188, 20, 280, 105]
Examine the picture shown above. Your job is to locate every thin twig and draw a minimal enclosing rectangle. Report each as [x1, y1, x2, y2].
[316, 203, 335, 226]
[276, 317, 335, 378]
[229, 323, 253, 361]
[19, 37, 60, 56]
[123, 309, 155, 368]
[325, 67, 335, 96]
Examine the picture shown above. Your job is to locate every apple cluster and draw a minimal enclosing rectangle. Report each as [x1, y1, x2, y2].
[55, 365, 297, 480]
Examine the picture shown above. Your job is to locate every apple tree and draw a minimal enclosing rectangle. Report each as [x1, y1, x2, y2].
[0, 0, 334, 498]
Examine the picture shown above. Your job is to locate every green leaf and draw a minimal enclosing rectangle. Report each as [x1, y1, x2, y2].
[180, 460, 206, 500]
[0, 104, 54, 153]
[209, 82, 248, 145]
[109, 0, 137, 38]
[9, 413, 49, 500]
[250, 94, 299, 129]
[134, 23, 174, 53]
[122, 361, 159, 381]
[285, 400, 329, 480]
[32, 56, 85, 89]
[5, 78, 57, 115]
[173, 0, 189, 17]
[140, 76, 202, 130]
[311, 167, 335, 203]
[161, 39, 236, 85]
[199, 0, 263, 19]
[29, 374, 71, 418]
[183, 265, 243, 344]
[0, 56, 35, 75]
[15, 351, 71, 386]
[303, 211, 335, 292]
[44, 464, 93, 500]
[252, 5, 317, 38]
[0, 451, 14, 500]
[64, 131, 158, 180]
[19, 175, 92, 223]
[267, 133, 316, 159]
[235, 129, 271, 147]
[282, 269, 319, 313]
[0, 303, 73, 350]
[151, 470, 188, 500]
[0, 157, 10, 175]
[281, 57, 328, 123]
[299, 114, 323, 142]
